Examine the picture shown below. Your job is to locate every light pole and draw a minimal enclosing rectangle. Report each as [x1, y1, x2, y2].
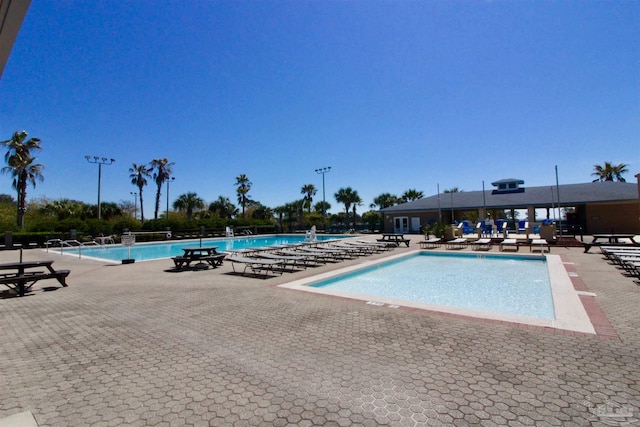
[85, 156, 115, 219]
[130, 192, 138, 220]
[166, 176, 175, 220]
[315, 166, 331, 231]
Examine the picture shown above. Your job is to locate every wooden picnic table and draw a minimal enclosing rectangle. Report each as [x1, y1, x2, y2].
[377, 234, 411, 247]
[591, 234, 638, 244]
[172, 246, 225, 270]
[583, 234, 639, 252]
[0, 260, 69, 296]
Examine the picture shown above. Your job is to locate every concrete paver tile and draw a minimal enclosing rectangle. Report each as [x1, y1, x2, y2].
[1, 242, 639, 426]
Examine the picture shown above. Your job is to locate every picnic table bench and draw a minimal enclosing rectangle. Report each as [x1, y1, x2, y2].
[377, 234, 411, 247]
[0, 260, 69, 296]
[171, 246, 225, 270]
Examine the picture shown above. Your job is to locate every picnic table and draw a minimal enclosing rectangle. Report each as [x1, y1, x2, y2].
[591, 234, 638, 244]
[583, 234, 639, 253]
[0, 260, 69, 296]
[377, 233, 411, 247]
[172, 246, 225, 270]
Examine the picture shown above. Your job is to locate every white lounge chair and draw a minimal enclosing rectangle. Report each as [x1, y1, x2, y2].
[419, 238, 441, 249]
[500, 238, 519, 252]
[530, 239, 550, 253]
[471, 238, 492, 251]
[445, 238, 467, 250]
[226, 256, 283, 276]
[256, 252, 309, 270]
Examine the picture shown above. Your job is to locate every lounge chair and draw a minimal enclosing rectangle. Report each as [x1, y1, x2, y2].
[462, 222, 476, 235]
[338, 241, 379, 254]
[359, 240, 396, 250]
[419, 238, 441, 249]
[278, 249, 328, 264]
[226, 256, 283, 276]
[445, 238, 467, 250]
[499, 222, 509, 238]
[255, 252, 309, 270]
[530, 239, 550, 253]
[350, 241, 388, 252]
[499, 238, 519, 252]
[471, 238, 492, 251]
[225, 226, 234, 237]
[299, 246, 351, 260]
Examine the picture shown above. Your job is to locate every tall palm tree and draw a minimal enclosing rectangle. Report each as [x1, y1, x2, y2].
[350, 192, 363, 230]
[173, 192, 204, 221]
[592, 162, 628, 182]
[129, 162, 152, 222]
[151, 158, 174, 219]
[335, 187, 359, 230]
[370, 193, 399, 209]
[1, 131, 44, 228]
[301, 184, 317, 213]
[401, 188, 424, 203]
[235, 174, 252, 217]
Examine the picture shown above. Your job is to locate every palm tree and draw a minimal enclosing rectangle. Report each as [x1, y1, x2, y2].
[235, 174, 252, 217]
[272, 205, 286, 232]
[350, 192, 363, 230]
[443, 187, 461, 193]
[150, 158, 174, 219]
[370, 193, 399, 209]
[401, 188, 424, 203]
[314, 200, 331, 215]
[334, 187, 360, 231]
[173, 192, 204, 221]
[208, 196, 238, 219]
[129, 162, 152, 222]
[592, 162, 628, 182]
[1, 131, 44, 228]
[301, 184, 317, 213]
[282, 201, 300, 232]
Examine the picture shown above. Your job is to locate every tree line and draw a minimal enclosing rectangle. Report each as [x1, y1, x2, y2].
[1, 130, 631, 235]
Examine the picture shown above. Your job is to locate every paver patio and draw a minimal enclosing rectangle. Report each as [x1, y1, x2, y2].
[1, 236, 638, 426]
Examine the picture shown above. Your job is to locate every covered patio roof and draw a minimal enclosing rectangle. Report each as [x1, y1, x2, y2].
[380, 181, 639, 213]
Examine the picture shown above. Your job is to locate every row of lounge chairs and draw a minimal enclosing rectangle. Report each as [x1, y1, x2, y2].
[600, 246, 640, 279]
[224, 240, 396, 277]
[418, 237, 550, 253]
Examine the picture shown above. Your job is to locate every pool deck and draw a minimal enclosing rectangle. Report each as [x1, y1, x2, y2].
[1, 235, 639, 426]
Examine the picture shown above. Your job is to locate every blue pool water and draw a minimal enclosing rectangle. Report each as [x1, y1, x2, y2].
[311, 252, 555, 320]
[60, 235, 344, 262]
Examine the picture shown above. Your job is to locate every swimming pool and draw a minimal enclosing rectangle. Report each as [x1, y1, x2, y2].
[280, 251, 595, 333]
[52, 235, 347, 262]
[313, 252, 554, 319]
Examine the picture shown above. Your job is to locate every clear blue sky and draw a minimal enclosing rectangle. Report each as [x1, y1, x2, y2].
[1, 1, 638, 216]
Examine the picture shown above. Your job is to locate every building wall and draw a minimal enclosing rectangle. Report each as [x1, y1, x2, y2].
[585, 202, 640, 234]
[382, 212, 440, 233]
